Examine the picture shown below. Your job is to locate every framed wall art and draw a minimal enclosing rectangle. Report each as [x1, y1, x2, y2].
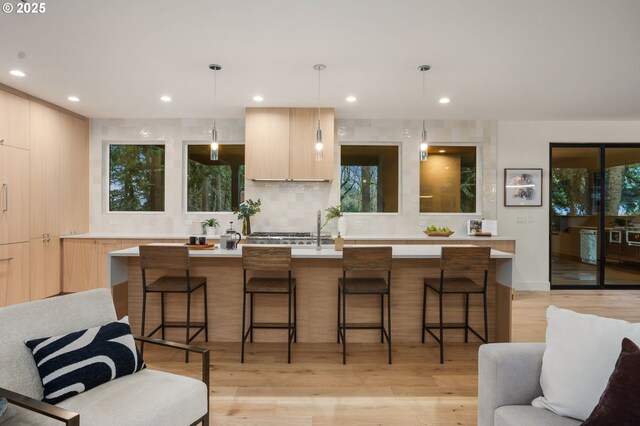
[504, 168, 543, 207]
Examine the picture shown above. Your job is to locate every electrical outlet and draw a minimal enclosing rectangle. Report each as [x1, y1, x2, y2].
[515, 216, 526, 223]
[527, 216, 533, 223]
[355, 220, 364, 227]
[418, 221, 427, 228]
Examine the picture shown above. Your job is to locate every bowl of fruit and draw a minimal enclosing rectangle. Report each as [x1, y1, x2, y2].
[423, 225, 454, 237]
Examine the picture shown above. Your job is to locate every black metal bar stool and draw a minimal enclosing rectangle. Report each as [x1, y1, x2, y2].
[241, 246, 297, 363]
[337, 246, 393, 365]
[139, 245, 209, 362]
[422, 246, 491, 363]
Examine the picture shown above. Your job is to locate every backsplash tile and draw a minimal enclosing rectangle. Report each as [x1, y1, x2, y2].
[89, 118, 498, 237]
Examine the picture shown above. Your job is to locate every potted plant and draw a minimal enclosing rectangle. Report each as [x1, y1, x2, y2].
[323, 205, 346, 235]
[236, 199, 261, 235]
[202, 218, 219, 236]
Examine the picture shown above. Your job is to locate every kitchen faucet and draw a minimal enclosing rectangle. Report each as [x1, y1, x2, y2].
[316, 210, 322, 250]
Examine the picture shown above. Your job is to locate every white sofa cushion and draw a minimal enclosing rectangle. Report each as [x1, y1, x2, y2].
[532, 305, 640, 421]
[0, 289, 118, 401]
[5, 369, 208, 426]
[495, 406, 581, 426]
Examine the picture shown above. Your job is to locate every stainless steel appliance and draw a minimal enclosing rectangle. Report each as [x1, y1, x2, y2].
[246, 232, 333, 246]
[580, 229, 598, 265]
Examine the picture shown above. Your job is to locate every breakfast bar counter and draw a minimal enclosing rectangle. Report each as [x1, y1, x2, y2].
[108, 244, 514, 344]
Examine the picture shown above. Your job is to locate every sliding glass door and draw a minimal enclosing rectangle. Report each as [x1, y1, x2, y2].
[603, 148, 640, 286]
[550, 144, 640, 289]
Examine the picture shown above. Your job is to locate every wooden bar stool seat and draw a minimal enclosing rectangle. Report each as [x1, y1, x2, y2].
[339, 277, 388, 294]
[241, 246, 297, 363]
[139, 245, 209, 363]
[422, 246, 490, 364]
[337, 246, 393, 365]
[246, 277, 296, 293]
[145, 276, 207, 293]
[424, 277, 483, 294]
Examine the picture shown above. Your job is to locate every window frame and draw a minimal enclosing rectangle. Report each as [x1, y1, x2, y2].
[339, 141, 402, 216]
[182, 140, 245, 215]
[418, 142, 483, 216]
[103, 140, 167, 214]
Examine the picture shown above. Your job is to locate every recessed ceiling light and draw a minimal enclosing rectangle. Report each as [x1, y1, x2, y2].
[439, 97, 450, 104]
[160, 95, 172, 102]
[346, 96, 357, 103]
[252, 95, 264, 102]
[67, 96, 79, 102]
[439, 149, 446, 153]
[9, 70, 26, 77]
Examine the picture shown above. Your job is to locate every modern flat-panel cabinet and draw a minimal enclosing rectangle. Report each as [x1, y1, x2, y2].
[29, 102, 61, 239]
[29, 237, 60, 300]
[0, 145, 29, 244]
[288, 108, 334, 181]
[245, 107, 335, 181]
[0, 242, 30, 307]
[0, 89, 30, 150]
[62, 239, 97, 292]
[60, 114, 89, 235]
[245, 107, 291, 180]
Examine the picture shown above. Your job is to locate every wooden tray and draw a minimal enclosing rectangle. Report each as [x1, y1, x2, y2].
[424, 231, 454, 237]
[185, 243, 216, 250]
[472, 232, 493, 237]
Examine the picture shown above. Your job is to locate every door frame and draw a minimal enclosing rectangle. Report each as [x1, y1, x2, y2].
[549, 142, 640, 290]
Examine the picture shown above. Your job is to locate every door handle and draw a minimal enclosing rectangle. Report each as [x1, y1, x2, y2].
[0, 257, 13, 262]
[2, 183, 7, 212]
[0, 139, 4, 145]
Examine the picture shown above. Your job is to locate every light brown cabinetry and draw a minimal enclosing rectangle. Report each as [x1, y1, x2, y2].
[29, 102, 61, 239]
[245, 107, 335, 181]
[288, 108, 334, 181]
[0, 242, 30, 307]
[0, 145, 29, 244]
[29, 237, 60, 300]
[62, 239, 98, 292]
[0, 89, 30, 150]
[60, 115, 89, 235]
[245, 108, 290, 180]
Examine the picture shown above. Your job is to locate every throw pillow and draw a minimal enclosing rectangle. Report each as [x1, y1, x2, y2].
[24, 316, 145, 404]
[582, 338, 640, 426]
[531, 305, 640, 421]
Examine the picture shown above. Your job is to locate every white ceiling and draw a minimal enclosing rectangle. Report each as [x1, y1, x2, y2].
[1, 0, 639, 120]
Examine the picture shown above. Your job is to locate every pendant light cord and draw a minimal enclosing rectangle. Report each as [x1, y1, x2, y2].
[213, 69, 217, 129]
[317, 67, 321, 128]
[422, 68, 426, 133]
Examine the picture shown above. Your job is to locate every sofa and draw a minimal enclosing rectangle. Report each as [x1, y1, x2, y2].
[478, 343, 581, 426]
[0, 289, 209, 426]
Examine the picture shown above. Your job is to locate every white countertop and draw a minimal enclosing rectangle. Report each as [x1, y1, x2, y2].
[108, 243, 514, 259]
[63, 233, 514, 241]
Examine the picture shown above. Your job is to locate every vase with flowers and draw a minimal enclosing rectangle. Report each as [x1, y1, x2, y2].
[236, 199, 261, 235]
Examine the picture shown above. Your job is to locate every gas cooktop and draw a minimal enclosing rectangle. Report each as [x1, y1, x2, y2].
[246, 232, 333, 246]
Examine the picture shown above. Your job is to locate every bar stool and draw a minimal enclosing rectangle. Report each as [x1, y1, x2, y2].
[337, 246, 393, 365]
[139, 245, 209, 363]
[241, 246, 297, 363]
[422, 246, 491, 364]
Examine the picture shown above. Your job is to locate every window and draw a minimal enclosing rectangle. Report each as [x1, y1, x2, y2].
[186, 144, 245, 212]
[419, 145, 477, 213]
[108, 144, 165, 212]
[340, 145, 399, 213]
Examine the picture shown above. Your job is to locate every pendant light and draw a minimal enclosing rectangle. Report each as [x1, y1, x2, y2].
[418, 65, 431, 162]
[313, 64, 326, 161]
[209, 64, 222, 161]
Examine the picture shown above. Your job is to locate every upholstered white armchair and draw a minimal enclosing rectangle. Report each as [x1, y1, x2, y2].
[0, 289, 209, 425]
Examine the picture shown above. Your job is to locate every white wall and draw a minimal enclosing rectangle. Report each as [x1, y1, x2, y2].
[497, 121, 640, 291]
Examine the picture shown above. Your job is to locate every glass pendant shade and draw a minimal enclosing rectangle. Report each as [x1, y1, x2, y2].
[210, 126, 219, 161]
[315, 126, 323, 160]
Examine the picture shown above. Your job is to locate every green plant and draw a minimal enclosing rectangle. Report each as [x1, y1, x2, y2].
[236, 199, 261, 220]
[202, 218, 219, 228]
[321, 205, 342, 229]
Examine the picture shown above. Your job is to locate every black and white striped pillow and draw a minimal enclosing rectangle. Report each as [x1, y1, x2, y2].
[24, 317, 145, 404]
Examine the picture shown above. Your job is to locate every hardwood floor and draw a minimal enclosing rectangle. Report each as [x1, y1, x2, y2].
[144, 289, 640, 425]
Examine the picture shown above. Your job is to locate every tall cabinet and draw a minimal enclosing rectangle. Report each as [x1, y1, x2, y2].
[0, 90, 31, 306]
[0, 86, 89, 307]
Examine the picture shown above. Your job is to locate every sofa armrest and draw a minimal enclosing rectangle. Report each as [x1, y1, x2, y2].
[0, 387, 79, 426]
[133, 335, 210, 391]
[478, 343, 545, 426]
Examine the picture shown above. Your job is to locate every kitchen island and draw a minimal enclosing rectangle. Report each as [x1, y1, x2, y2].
[108, 244, 514, 344]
